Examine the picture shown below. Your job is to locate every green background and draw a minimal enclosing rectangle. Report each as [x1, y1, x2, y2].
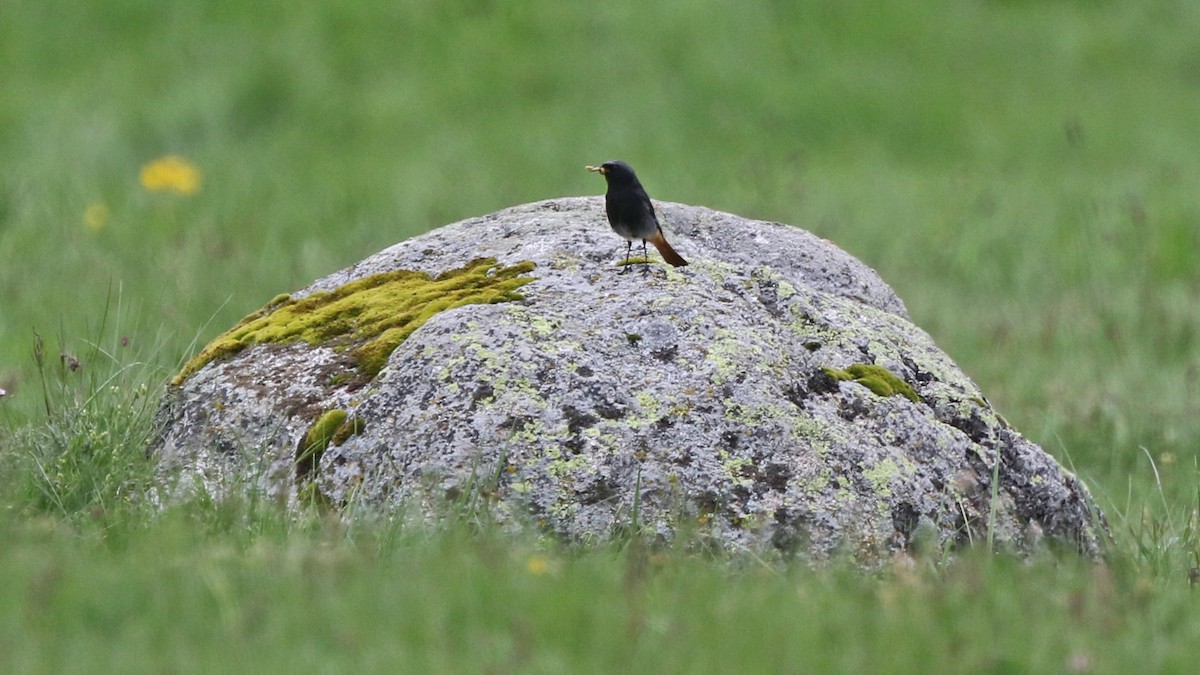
[2, 1, 1199, 671]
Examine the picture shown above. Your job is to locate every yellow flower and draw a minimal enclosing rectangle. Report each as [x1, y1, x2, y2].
[140, 155, 202, 195]
[83, 201, 109, 231]
[525, 554, 550, 576]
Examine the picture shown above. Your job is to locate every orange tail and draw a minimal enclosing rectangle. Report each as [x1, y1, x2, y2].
[649, 231, 688, 267]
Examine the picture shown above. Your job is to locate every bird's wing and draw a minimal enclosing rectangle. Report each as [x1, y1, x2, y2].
[639, 190, 659, 226]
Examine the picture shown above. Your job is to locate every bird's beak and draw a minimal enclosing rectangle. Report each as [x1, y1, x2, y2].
[586, 165, 605, 175]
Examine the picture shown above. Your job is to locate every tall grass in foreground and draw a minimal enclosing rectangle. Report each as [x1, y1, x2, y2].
[9, 506, 1195, 674]
[0, 302, 164, 535]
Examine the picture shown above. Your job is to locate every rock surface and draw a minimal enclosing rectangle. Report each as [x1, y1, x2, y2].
[153, 197, 1106, 561]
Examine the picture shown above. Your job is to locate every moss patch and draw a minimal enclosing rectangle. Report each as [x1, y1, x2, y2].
[822, 364, 920, 402]
[616, 256, 653, 267]
[296, 409, 347, 481]
[171, 257, 536, 385]
[294, 409, 365, 510]
[330, 416, 366, 447]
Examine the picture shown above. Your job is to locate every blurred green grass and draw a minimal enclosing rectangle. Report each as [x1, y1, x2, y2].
[0, 508, 1194, 674]
[2, 0, 1197, 487]
[3, 1, 1200, 671]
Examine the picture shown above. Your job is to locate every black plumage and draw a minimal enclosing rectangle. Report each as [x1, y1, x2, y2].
[587, 160, 688, 269]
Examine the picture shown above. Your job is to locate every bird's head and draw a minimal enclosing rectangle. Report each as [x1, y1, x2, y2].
[586, 160, 639, 187]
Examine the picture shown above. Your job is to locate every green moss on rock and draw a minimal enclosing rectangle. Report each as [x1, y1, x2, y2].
[295, 409, 365, 504]
[296, 409, 347, 479]
[822, 364, 919, 402]
[616, 257, 652, 268]
[171, 257, 536, 385]
[331, 416, 366, 446]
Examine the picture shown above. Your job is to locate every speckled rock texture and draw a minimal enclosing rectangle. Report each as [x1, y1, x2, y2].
[153, 197, 1106, 562]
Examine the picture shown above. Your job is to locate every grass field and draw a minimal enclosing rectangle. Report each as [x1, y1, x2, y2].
[2, 0, 1200, 671]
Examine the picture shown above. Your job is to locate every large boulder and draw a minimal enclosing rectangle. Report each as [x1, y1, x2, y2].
[153, 197, 1105, 561]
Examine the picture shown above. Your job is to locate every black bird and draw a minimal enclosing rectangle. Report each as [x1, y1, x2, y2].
[586, 160, 688, 270]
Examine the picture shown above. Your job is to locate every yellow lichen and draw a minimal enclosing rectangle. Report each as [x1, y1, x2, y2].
[862, 458, 901, 499]
[616, 257, 653, 267]
[171, 257, 536, 385]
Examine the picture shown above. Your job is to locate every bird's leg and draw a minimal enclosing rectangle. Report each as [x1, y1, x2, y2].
[619, 240, 633, 274]
[642, 240, 649, 265]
